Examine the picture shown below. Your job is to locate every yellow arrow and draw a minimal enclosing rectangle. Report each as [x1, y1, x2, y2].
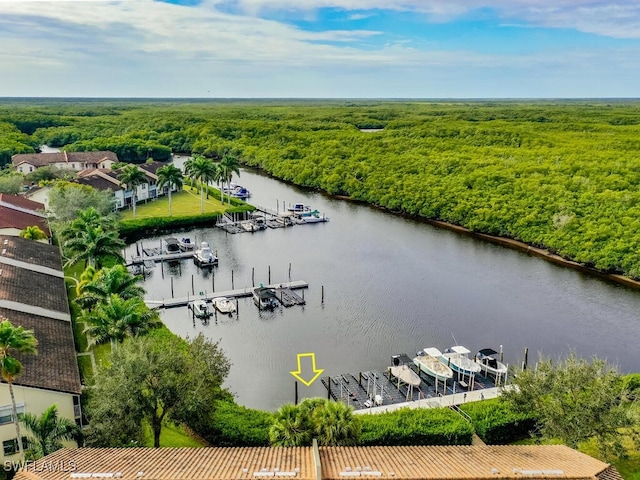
[290, 353, 324, 387]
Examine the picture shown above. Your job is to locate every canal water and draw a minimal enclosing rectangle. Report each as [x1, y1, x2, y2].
[131, 166, 640, 411]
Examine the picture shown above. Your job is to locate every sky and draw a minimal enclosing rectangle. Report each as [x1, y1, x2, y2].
[1, 0, 639, 98]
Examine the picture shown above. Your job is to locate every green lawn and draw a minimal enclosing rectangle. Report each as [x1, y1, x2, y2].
[142, 421, 206, 447]
[119, 187, 229, 220]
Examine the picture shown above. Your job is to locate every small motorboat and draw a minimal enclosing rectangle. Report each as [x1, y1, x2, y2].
[414, 348, 454, 381]
[253, 286, 278, 310]
[178, 237, 195, 251]
[241, 221, 257, 232]
[193, 241, 218, 267]
[440, 346, 482, 376]
[474, 348, 508, 384]
[188, 300, 212, 319]
[164, 237, 181, 254]
[230, 186, 251, 199]
[212, 296, 236, 314]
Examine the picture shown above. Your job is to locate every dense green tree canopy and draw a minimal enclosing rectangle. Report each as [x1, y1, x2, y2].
[4, 100, 640, 276]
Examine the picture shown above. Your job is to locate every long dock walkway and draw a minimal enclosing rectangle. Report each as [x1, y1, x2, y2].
[129, 251, 194, 265]
[145, 280, 308, 308]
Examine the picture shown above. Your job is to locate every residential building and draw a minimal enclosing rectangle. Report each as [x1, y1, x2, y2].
[11, 152, 118, 174]
[0, 236, 82, 460]
[13, 444, 622, 480]
[0, 194, 50, 239]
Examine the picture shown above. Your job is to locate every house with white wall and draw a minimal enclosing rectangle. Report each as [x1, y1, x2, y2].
[0, 236, 82, 460]
[12, 151, 118, 174]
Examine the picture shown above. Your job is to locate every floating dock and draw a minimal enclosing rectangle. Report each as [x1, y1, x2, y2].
[274, 286, 306, 307]
[144, 280, 309, 308]
[129, 251, 195, 265]
[321, 355, 499, 412]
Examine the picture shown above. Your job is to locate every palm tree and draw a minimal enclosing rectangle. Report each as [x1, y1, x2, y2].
[58, 207, 118, 247]
[219, 154, 241, 205]
[63, 226, 125, 269]
[311, 399, 361, 446]
[184, 155, 216, 213]
[118, 165, 148, 219]
[156, 165, 183, 217]
[269, 403, 312, 447]
[20, 405, 78, 459]
[0, 319, 38, 459]
[19, 226, 48, 241]
[82, 295, 161, 347]
[75, 265, 145, 311]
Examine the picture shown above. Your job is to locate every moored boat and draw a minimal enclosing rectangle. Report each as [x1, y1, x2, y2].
[413, 348, 454, 381]
[474, 347, 508, 384]
[178, 237, 195, 251]
[194, 241, 218, 267]
[212, 296, 236, 314]
[164, 237, 181, 254]
[253, 286, 278, 310]
[440, 346, 482, 376]
[188, 300, 212, 319]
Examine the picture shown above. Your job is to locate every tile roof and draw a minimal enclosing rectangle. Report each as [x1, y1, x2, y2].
[75, 169, 123, 192]
[0, 261, 70, 315]
[12, 151, 118, 168]
[319, 445, 612, 480]
[15, 448, 315, 480]
[0, 207, 51, 237]
[0, 235, 62, 271]
[12, 445, 620, 480]
[0, 308, 81, 394]
[0, 193, 45, 213]
[137, 161, 166, 177]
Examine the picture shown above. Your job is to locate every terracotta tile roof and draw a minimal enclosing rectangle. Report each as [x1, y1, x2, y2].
[0, 261, 70, 314]
[75, 169, 123, 192]
[0, 235, 63, 270]
[137, 161, 166, 178]
[15, 448, 315, 480]
[319, 445, 612, 480]
[0, 207, 51, 237]
[12, 446, 620, 480]
[0, 193, 45, 212]
[0, 308, 81, 394]
[12, 151, 118, 168]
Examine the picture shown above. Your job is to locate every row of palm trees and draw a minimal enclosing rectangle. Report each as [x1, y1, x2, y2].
[118, 154, 241, 218]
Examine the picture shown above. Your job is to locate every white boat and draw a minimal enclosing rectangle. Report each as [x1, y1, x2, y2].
[193, 241, 218, 267]
[475, 348, 508, 384]
[440, 346, 482, 376]
[413, 348, 453, 381]
[295, 210, 329, 223]
[178, 237, 195, 251]
[241, 221, 257, 232]
[188, 300, 212, 319]
[253, 286, 278, 310]
[212, 296, 236, 314]
[252, 214, 267, 230]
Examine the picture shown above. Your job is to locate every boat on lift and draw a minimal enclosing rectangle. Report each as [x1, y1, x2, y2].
[474, 347, 508, 384]
[440, 346, 482, 376]
[193, 241, 218, 267]
[178, 237, 195, 251]
[188, 300, 212, 319]
[253, 286, 278, 310]
[413, 348, 454, 382]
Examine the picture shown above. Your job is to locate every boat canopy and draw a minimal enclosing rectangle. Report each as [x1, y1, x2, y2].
[165, 237, 180, 246]
[478, 348, 499, 356]
[450, 345, 471, 355]
[423, 347, 443, 357]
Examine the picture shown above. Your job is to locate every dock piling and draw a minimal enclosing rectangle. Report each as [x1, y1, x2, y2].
[288, 263, 291, 281]
[161, 261, 164, 279]
[252, 267, 255, 287]
[268, 265, 271, 284]
[212, 273, 215, 292]
[231, 270, 234, 289]
[294, 381, 299, 405]
[171, 277, 174, 298]
[321, 285, 324, 303]
[523, 347, 529, 370]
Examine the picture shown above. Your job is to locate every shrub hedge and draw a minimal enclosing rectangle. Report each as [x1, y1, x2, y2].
[202, 400, 273, 447]
[359, 407, 474, 446]
[459, 399, 538, 444]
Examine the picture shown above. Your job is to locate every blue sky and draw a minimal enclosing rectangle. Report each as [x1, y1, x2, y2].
[0, 0, 639, 97]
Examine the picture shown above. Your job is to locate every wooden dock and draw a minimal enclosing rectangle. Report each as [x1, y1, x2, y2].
[129, 251, 194, 265]
[274, 286, 306, 307]
[144, 280, 309, 308]
[321, 360, 498, 411]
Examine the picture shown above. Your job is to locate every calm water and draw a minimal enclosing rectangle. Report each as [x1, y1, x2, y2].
[130, 166, 640, 411]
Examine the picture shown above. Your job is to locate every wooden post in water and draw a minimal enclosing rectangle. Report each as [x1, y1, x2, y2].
[321, 285, 324, 304]
[161, 261, 164, 279]
[294, 381, 299, 405]
[236, 298, 239, 314]
[523, 347, 529, 370]
[191, 275, 195, 295]
[231, 270, 234, 289]
[359, 372, 362, 387]
[252, 267, 255, 287]
[327, 377, 331, 399]
[179, 262, 182, 276]
[212, 272, 215, 292]
[171, 277, 174, 298]
[288, 263, 291, 282]
[268, 265, 271, 284]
